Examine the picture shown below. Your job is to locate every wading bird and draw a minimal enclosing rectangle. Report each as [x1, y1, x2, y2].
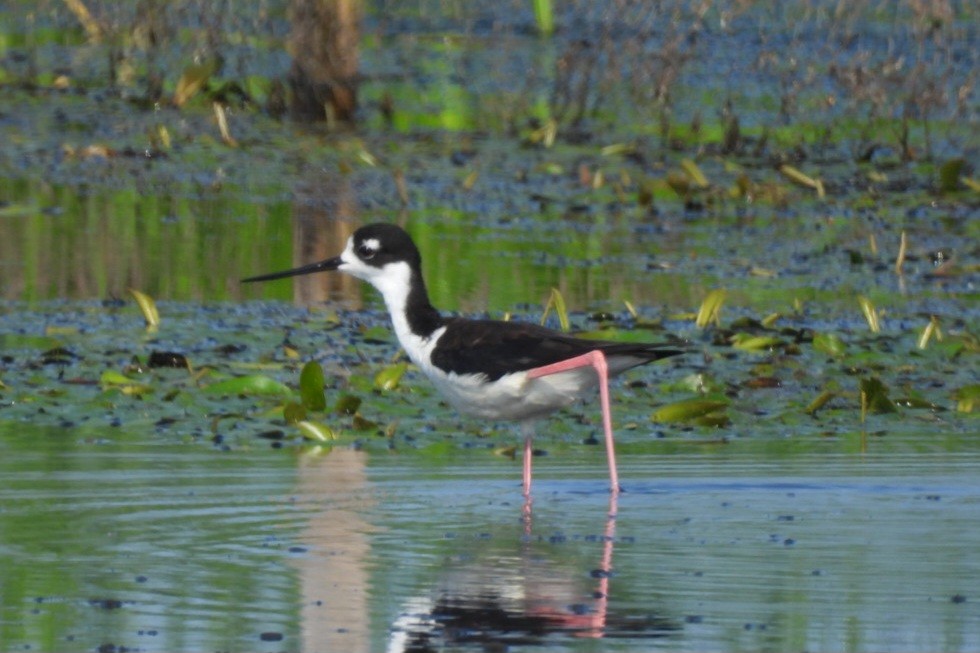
[244, 224, 682, 499]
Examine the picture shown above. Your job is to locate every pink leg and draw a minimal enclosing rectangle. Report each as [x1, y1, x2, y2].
[527, 350, 620, 494]
[521, 422, 535, 528]
[521, 421, 534, 498]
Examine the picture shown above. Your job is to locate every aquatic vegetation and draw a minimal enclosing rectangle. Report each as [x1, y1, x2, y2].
[540, 288, 570, 332]
[0, 0, 974, 455]
[128, 288, 160, 330]
[0, 283, 974, 460]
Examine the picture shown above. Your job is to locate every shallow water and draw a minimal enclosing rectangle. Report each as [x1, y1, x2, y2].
[2, 428, 977, 652]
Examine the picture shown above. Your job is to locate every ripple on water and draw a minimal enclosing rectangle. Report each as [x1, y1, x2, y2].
[1, 436, 978, 652]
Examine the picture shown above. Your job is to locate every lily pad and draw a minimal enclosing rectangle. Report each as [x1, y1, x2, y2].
[296, 420, 338, 442]
[652, 397, 730, 423]
[953, 384, 980, 413]
[283, 402, 307, 424]
[100, 370, 153, 396]
[374, 362, 408, 391]
[938, 158, 965, 193]
[731, 334, 782, 351]
[859, 376, 896, 415]
[204, 375, 292, 396]
[334, 394, 362, 415]
[813, 333, 847, 358]
[299, 361, 327, 411]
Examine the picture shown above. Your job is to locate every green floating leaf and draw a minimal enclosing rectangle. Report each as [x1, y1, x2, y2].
[100, 369, 153, 396]
[938, 158, 965, 193]
[374, 362, 408, 391]
[652, 397, 729, 423]
[351, 414, 378, 431]
[128, 288, 160, 329]
[334, 394, 362, 415]
[731, 334, 782, 351]
[347, 373, 374, 394]
[673, 373, 725, 394]
[813, 333, 847, 358]
[419, 441, 456, 457]
[101, 370, 136, 386]
[695, 413, 731, 428]
[361, 325, 391, 343]
[953, 384, 980, 413]
[893, 396, 944, 411]
[601, 142, 634, 157]
[666, 171, 691, 197]
[296, 420, 338, 442]
[283, 402, 307, 424]
[695, 289, 726, 328]
[204, 374, 291, 396]
[299, 360, 327, 411]
[859, 376, 896, 414]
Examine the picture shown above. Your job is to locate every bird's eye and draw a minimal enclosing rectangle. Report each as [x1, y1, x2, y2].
[357, 244, 376, 260]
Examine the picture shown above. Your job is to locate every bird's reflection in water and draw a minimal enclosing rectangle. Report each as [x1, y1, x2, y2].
[387, 494, 679, 651]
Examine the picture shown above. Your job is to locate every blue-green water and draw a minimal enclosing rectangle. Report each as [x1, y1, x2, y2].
[1, 430, 978, 652]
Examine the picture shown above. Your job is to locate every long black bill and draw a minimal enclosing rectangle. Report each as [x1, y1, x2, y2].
[242, 256, 342, 283]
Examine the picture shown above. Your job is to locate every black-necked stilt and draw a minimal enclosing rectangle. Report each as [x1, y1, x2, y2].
[244, 223, 682, 498]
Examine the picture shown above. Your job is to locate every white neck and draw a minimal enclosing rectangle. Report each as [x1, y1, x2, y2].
[366, 261, 424, 358]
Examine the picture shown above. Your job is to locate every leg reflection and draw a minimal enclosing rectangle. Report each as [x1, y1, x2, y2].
[584, 491, 618, 638]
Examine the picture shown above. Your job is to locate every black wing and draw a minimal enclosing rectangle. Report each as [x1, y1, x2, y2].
[430, 318, 682, 382]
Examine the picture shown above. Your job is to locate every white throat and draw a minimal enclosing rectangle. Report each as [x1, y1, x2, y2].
[371, 261, 416, 348]
[337, 238, 430, 361]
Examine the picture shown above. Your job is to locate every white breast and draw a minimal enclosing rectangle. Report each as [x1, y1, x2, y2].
[429, 366, 600, 422]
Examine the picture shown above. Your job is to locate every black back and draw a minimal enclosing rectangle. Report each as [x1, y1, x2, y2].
[431, 318, 681, 381]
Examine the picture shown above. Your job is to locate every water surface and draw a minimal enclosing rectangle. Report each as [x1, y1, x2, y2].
[2, 427, 977, 652]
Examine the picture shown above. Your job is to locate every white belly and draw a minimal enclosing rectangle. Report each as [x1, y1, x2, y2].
[425, 366, 600, 422]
